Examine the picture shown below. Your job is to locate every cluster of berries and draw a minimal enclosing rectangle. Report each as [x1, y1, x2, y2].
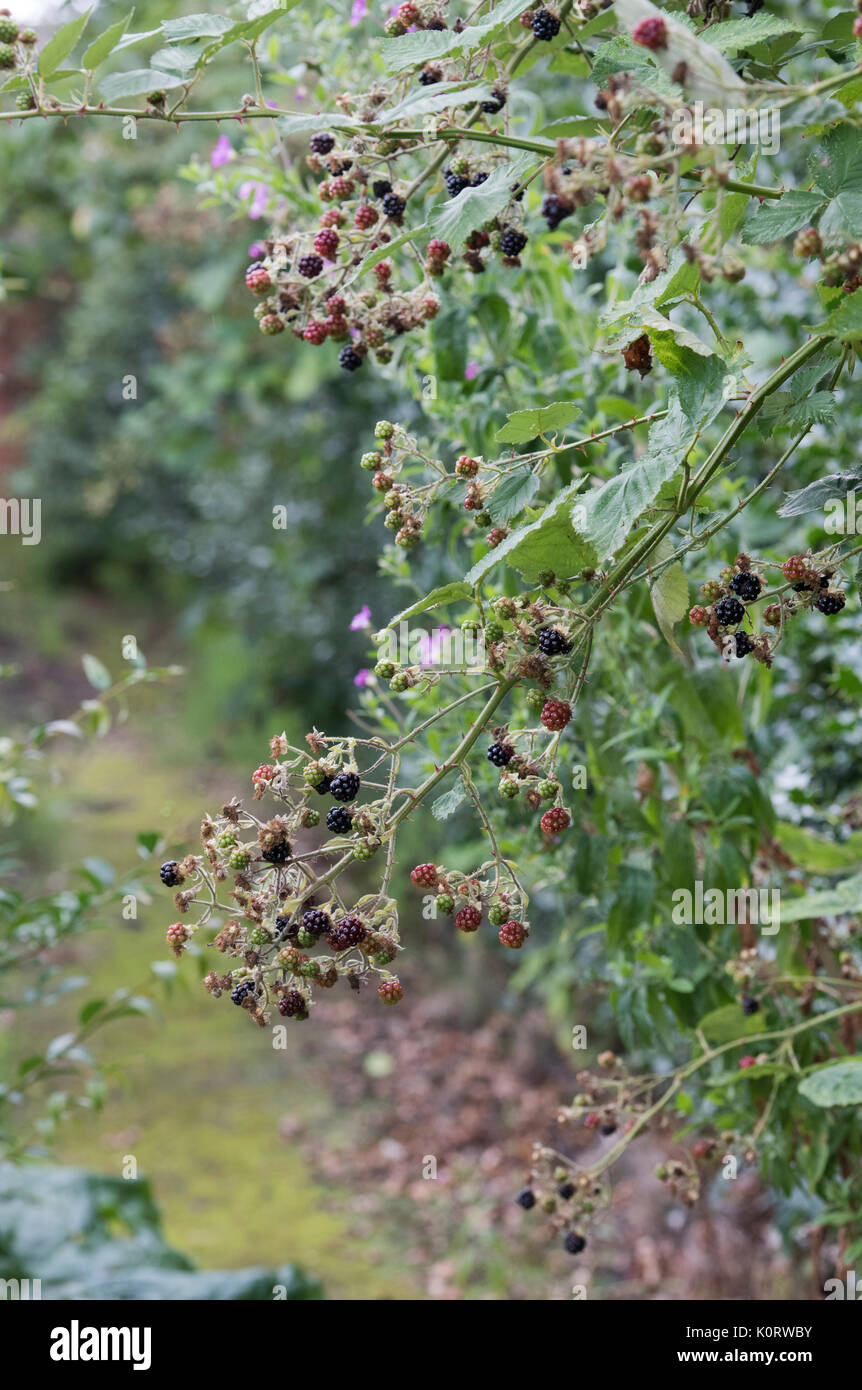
[0, 10, 37, 97]
[383, 1, 448, 37]
[688, 553, 847, 665]
[409, 861, 530, 949]
[159, 737, 406, 1024]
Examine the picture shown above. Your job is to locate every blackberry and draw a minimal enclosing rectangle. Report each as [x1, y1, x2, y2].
[298, 253, 324, 279]
[481, 89, 506, 114]
[230, 978, 257, 1006]
[418, 66, 440, 85]
[382, 192, 406, 221]
[541, 193, 572, 230]
[531, 8, 561, 40]
[498, 920, 525, 949]
[558, 1182, 575, 1201]
[499, 227, 528, 257]
[455, 904, 481, 933]
[411, 863, 438, 888]
[338, 345, 364, 372]
[516, 1188, 536, 1210]
[160, 860, 183, 887]
[714, 595, 745, 627]
[378, 978, 404, 1005]
[600, 1121, 617, 1136]
[564, 1231, 587, 1255]
[444, 168, 470, 198]
[326, 805, 353, 834]
[540, 699, 571, 732]
[729, 571, 762, 602]
[0, 41, 15, 67]
[309, 132, 335, 154]
[734, 632, 755, 658]
[632, 15, 667, 49]
[278, 988, 308, 1018]
[302, 908, 331, 937]
[540, 806, 570, 835]
[327, 915, 367, 951]
[330, 770, 360, 802]
[470, 171, 489, 187]
[537, 626, 572, 656]
[372, 179, 392, 198]
[742, 995, 760, 1015]
[312, 773, 333, 795]
[262, 840, 291, 864]
[487, 741, 515, 767]
[274, 915, 296, 939]
[816, 590, 846, 615]
[0, 19, 19, 43]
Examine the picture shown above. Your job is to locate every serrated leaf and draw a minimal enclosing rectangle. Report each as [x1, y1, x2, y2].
[277, 112, 363, 136]
[82, 9, 134, 70]
[778, 471, 862, 518]
[467, 480, 596, 586]
[698, 1003, 764, 1044]
[590, 34, 681, 100]
[495, 401, 581, 445]
[429, 153, 534, 253]
[706, 14, 806, 52]
[798, 1058, 862, 1108]
[431, 788, 466, 821]
[809, 125, 862, 200]
[100, 68, 186, 101]
[741, 190, 825, 244]
[487, 468, 540, 524]
[377, 0, 526, 73]
[39, 8, 92, 76]
[386, 581, 473, 628]
[778, 871, 862, 925]
[160, 13, 234, 41]
[815, 286, 862, 341]
[82, 653, 111, 691]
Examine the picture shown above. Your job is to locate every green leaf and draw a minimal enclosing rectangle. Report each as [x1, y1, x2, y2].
[160, 14, 234, 41]
[779, 471, 862, 518]
[651, 561, 689, 653]
[82, 9, 135, 70]
[378, 82, 492, 126]
[386, 581, 473, 628]
[82, 653, 111, 691]
[39, 8, 92, 76]
[778, 871, 862, 925]
[706, 14, 807, 52]
[377, 0, 527, 73]
[277, 112, 364, 136]
[100, 68, 186, 101]
[809, 125, 862, 200]
[429, 154, 534, 253]
[741, 191, 825, 244]
[798, 1058, 862, 1108]
[775, 823, 862, 873]
[495, 401, 581, 445]
[486, 468, 541, 525]
[591, 34, 681, 100]
[815, 287, 862, 342]
[466, 481, 596, 586]
[431, 788, 466, 821]
[698, 1003, 764, 1044]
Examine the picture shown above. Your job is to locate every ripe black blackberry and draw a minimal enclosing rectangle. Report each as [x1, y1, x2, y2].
[558, 1182, 575, 1200]
[564, 1231, 586, 1254]
[541, 193, 571, 230]
[500, 227, 528, 257]
[516, 1188, 536, 1210]
[444, 168, 469, 198]
[298, 253, 324, 279]
[382, 192, 406, 221]
[481, 89, 506, 113]
[262, 840, 291, 864]
[537, 626, 572, 656]
[742, 996, 760, 1015]
[309, 133, 335, 154]
[330, 770, 360, 802]
[274, 915, 296, 939]
[714, 595, 745, 627]
[470, 171, 489, 187]
[729, 571, 762, 602]
[278, 988, 307, 1018]
[326, 805, 353, 833]
[734, 632, 755, 658]
[338, 345, 364, 372]
[487, 741, 514, 767]
[160, 860, 182, 887]
[816, 590, 846, 615]
[531, 8, 561, 40]
[373, 179, 392, 198]
[312, 774, 333, 795]
[418, 66, 441, 85]
[231, 978, 257, 1006]
[302, 908, 331, 937]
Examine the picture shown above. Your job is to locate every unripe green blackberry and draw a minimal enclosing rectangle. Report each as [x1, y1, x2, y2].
[296, 928, 315, 948]
[217, 830, 237, 850]
[499, 776, 520, 799]
[15, 91, 35, 110]
[492, 597, 517, 619]
[475, 510, 492, 527]
[390, 672, 410, 692]
[0, 18, 19, 42]
[374, 420, 395, 441]
[229, 848, 252, 871]
[435, 892, 454, 915]
[304, 809, 320, 827]
[249, 926, 271, 947]
[298, 959, 320, 979]
[484, 620, 504, 643]
[353, 839, 378, 860]
[460, 617, 481, 634]
[537, 778, 558, 799]
[488, 903, 506, 927]
[361, 451, 382, 471]
[374, 659, 396, 679]
[0, 42, 16, 67]
[525, 688, 547, 715]
[700, 579, 724, 602]
[383, 511, 402, 530]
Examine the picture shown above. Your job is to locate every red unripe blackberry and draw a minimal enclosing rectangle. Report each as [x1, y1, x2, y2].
[303, 320, 329, 345]
[455, 455, 479, 477]
[259, 314, 285, 335]
[319, 209, 344, 229]
[855, 14, 862, 37]
[464, 486, 483, 511]
[583, 1111, 600, 1129]
[278, 988, 308, 1018]
[354, 204, 378, 229]
[486, 526, 507, 548]
[688, 605, 708, 626]
[330, 770, 360, 802]
[421, 295, 440, 320]
[738, 1055, 757, 1070]
[632, 15, 667, 49]
[378, 978, 403, 1005]
[327, 915, 367, 950]
[410, 863, 438, 889]
[487, 741, 515, 766]
[374, 261, 392, 286]
[540, 699, 571, 732]
[816, 590, 846, 615]
[326, 294, 346, 315]
[252, 763, 274, 783]
[245, 264, 271, 294]
[498, 920, 525, 949]
[455, 904, 481, 933]
[323, 315, 349, 339]
[397, 0, 420, 20]
[714, 595, 745, 627]
[298, 253, 324, 279]
[309, 132, 335, 154]
[313, 228, 339, 259]
[166, 922, 189, 949]
[427, 238, 451, 262]
[540, 806, 570, 834]
[329, 176, 354, 200]
[781, 555, 808, 581]
[372, 470, 393, 491]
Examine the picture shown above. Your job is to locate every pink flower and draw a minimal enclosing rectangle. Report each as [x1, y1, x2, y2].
[350, 0, 368, 23]
[354, 668, 372, 687]
[239, 180, 269, 219]
[248, 241, 265, 260]
[350, 605, 372, 630]
[465, 361, 480, 380]
[210, 134, 234, 168]
[419, 625, 452, 667]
